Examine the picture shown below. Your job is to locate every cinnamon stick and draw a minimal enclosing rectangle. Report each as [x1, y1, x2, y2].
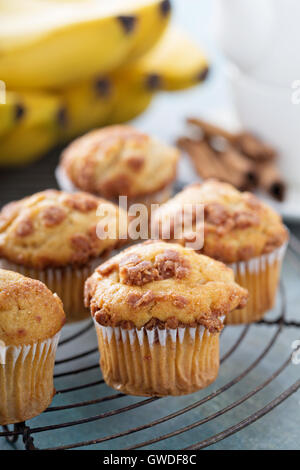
[181, 117, 286, 201]
[187, 117, 235, 142]
[218, 147, 258, 189]
[177, 137, 225, 179]
[236, 132, 276, 162]
[177, 137, 252, 190]
[187, 118, 276, 162]
[257, 162, 286, 201]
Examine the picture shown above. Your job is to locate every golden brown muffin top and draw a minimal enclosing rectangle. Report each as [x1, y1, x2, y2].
[0, 269, 65, 346]
[0, 190, 127, 269]
[85, 240, 248, 332]
[152, 180, 288, 263]
[59, 125, 179, 199]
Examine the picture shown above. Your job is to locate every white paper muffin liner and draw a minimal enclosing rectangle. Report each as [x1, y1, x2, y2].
[94, 318, 224, 396]
[55, 165, 78, 193]
[226, 242, 287, 324]
[0, 332, 60, 425]
[95, 319, 226, 347]
[228, 242, 287, 275]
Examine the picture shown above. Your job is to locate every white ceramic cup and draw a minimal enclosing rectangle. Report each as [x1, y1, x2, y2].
[227, 65, 300, 188]
[214, 0, 300, 88]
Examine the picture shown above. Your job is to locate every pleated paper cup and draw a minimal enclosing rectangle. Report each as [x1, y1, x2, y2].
[55, 165, 78, 193]
[226, 243, 287, 324]
[0, 332, 60, 426]
[94, 320, 224, 397]
[0, 258, 103, 323]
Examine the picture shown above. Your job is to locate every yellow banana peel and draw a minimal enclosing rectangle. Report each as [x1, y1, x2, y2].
[0, 0, 171, 89]
[107, 75, 154, 124]
[59, 77, 115, 141]
[0, 91, 26, 138]
[0, 3, 211, 167]
[0, 91, 66, 166]
[118, 26, 209, 92]
[127, 0, 171, 61]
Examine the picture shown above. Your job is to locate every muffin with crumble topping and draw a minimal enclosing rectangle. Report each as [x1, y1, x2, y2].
[0, 269, 65, 425]
[84, 240, 248, 396]
[56, 125, 179, 209]
[152, 180, 288, 324]
[0, 190, 127, 323]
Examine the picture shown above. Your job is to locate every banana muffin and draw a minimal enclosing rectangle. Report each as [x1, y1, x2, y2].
[85, 240, 248, 396]
[56, 125, 179, 209]
[0, 269, 65, 425]
[0, 190, 128, 322]
[152, 180, 288, 324]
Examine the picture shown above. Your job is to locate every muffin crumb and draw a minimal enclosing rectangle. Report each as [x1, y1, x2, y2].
[0, 189, 127, 268]
[0, 269, 65, 346]
[119, 249, 190, 286]
[127, 290, 155, 307]
[15, 218, 34, 237]
[63, 193, 99, 212]
[85, 241, 248, 331]
[41, 206, 66, 227]
[59, 125, 179, 199]
[153, 180, 288, 263]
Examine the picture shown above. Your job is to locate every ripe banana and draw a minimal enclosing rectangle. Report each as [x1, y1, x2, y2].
[127, 0, 172, 61]
[118, 26, 209, 92]
[0, 91, 26, 138]
[59, 77, 115, 141]
[0, 0, 172, 89]
[0, 91, 66, 166]
[107, 75, 154, 124]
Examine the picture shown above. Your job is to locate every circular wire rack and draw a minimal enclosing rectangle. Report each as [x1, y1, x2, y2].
[1, 234, 300, 450]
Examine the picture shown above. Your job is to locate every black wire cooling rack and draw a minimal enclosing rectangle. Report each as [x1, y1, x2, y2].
[1, 234, 300, 450]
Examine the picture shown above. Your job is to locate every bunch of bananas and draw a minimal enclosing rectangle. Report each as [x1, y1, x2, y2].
[0, 0, 209, 166]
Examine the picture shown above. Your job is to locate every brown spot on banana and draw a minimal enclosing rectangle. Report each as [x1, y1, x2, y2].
[146, 73, 163, 91]
[14, 103, 26, 121]
[117, 15, 137, 34]
[160, 0, 172, 17]
[94, 78, 112, 97]
[56, 107, 68, 128]
[196, 66, 210, 82]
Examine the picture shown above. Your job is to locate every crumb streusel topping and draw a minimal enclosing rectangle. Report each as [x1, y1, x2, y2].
[0, 269, 65, 346]
[85, 240, 248, 332]
[0, 190, 127, 268]
[60, 125, 179, 199]
[153, 180, 288, 263]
